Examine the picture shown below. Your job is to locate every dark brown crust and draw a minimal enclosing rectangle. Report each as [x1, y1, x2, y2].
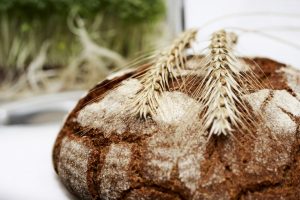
[53, 57, 300, 200]
[87, 148, 101, 199]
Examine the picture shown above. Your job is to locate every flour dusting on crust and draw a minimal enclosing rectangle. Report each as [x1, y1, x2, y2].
[77, 78, 201, 133]
[145, 121, 206, 193]
[154, 91, 200, 125]
[272, 90, 300, 116]
[244, 89, 270, 113]
[146, 135, 179, 181]
[246, 126, 294, 174]
[280, 66, 300, 100]
[76, 79, 142, 135]
[58, 137, 92, 200]
[178, 153, 202, 193]
[243, 89, 300, 173]
[99, 143, 132, 199]
[264, 90, 300, 135]
[244, 89, 300, 135]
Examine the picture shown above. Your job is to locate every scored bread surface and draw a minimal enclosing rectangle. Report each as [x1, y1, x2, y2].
[53, 57, 300, 200]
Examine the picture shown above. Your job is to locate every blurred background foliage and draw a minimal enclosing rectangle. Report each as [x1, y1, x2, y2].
[0, 0, 166, 100]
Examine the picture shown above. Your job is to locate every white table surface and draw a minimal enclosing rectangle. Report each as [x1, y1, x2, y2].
[0, 123, 77, 200]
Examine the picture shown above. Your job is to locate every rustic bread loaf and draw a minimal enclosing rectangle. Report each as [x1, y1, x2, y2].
[53, 57, 300, 200]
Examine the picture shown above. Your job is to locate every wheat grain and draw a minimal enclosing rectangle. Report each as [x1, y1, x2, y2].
[130, 28, 198, 119]
[196, 29, 253, 138]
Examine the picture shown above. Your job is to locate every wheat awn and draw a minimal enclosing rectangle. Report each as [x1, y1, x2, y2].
[194, 29, 255, 139]
[130, 28, 198, 119]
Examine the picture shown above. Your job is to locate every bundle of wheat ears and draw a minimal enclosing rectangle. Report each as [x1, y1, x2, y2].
[53, 28, 300, 199]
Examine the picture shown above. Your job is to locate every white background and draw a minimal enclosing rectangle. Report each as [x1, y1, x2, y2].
[185, 0, 300, 68]
[0, 124, 76, 200]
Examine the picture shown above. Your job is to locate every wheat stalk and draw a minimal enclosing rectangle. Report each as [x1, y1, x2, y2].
[130, 28, 198, 119]
[196, 30, 252, 138]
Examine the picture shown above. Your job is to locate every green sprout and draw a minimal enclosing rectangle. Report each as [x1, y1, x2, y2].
[0, 0, 166, 100]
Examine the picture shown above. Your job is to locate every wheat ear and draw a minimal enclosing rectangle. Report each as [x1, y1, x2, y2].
[130, 29, 198, 119]
[197, 29, 251, 138]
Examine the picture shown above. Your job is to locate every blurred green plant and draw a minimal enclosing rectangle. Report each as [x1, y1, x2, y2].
[0, 0, 166, 100]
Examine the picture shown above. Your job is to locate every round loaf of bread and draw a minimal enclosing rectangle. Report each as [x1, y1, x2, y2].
[53, 57, 300, 200]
